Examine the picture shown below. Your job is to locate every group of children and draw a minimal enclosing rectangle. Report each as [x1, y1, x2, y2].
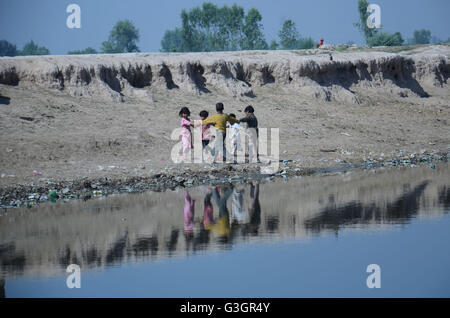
[178, 102, 259, 162]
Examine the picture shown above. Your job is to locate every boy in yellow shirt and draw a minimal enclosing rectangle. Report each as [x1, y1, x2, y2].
[202, 103, 238, 162]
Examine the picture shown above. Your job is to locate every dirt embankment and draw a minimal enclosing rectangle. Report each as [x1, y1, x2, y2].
[0, 44, 449, 201]
[1, 45, 448, 102]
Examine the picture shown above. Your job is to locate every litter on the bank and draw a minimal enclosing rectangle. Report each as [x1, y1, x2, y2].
[49, 190, 59, 199]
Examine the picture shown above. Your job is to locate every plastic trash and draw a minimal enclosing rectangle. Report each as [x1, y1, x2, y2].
[49, 190, 59, 199]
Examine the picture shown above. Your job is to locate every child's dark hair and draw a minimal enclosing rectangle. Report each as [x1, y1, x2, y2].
[216, 102, 224, 112]
[179, 106, 191, 117]
[229, 113, 236, 118]
[199, 110, 209, 118]
[244, 105, 255, 113]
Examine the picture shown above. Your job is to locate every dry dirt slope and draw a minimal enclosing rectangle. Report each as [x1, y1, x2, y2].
[0, 44, 449, 186]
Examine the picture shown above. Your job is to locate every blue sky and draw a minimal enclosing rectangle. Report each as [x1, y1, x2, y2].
[0, 0, 449, 54]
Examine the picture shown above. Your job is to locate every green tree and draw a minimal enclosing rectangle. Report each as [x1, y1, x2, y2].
[224, 4, 245, 51]
[180, 5, 214, 52]
[298, 37, 315, 49]
[354, 0, 377, 42]
[0, 40, 17, 56]
[277, 19, 315, 50]
[68, 47, 97, 55]
[241, 8, 268, 50]
[367, 31, 404, 47]
[412, 29, 431, 44]
[19, 40, 50, 56]
[269, 40, 279, 50]
[180, 9, 196, 52]
[354, 0, 404, 47]
[278, 19, 300, 49]
[178, 3, 246, 52]
[165, 3, 267, 52]
[101, 20, 140, 53]
[161, 28, 184, 52]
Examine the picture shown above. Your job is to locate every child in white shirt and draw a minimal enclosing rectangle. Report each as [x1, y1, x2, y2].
[227, 113, 244, 158]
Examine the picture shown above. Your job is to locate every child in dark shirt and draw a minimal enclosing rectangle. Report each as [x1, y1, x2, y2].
[238, 105, 259, 162]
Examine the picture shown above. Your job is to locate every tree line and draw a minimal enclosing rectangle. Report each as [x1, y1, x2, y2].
[0, 39, 50, 57]
[1, 1, 449, 57]
[0, 19, 140, 56]
[354, 0, 447, 46]
[160, 2, 316, 52]
[162, 1, 448, 52]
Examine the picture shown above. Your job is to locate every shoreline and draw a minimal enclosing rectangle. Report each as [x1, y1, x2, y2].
[1, 151, 447, 209]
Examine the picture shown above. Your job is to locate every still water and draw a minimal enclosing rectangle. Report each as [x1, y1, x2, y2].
[1, 163, 449, 297]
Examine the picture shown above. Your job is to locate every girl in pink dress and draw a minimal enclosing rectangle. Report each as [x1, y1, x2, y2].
[179, 107, 194, 160]
[184, 190, 195, 233]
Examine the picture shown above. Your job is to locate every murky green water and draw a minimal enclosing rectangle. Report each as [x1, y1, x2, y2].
[1, 163, 449, 297]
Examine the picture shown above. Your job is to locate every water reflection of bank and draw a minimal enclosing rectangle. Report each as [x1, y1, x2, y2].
[304, 181, 430, 233]
[0, 163, 449, 278]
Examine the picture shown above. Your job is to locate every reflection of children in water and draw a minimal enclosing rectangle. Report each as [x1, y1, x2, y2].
[231, 184, 249, 224]
[203, 189, 214, 230]
[182, 183, 260, 246]
[183, 190, 195, 235]
[211, 186, 233, 238]
[246, 182, 261, 235]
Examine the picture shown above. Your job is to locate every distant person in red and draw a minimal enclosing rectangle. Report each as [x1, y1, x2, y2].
[317, 38, 324, 48]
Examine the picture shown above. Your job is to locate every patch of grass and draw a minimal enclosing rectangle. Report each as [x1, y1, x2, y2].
[379, 45, 418, 53]
[373, 43, 447, 53]
[291, 50, 315, 56]
[336, 45, 348, 52]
